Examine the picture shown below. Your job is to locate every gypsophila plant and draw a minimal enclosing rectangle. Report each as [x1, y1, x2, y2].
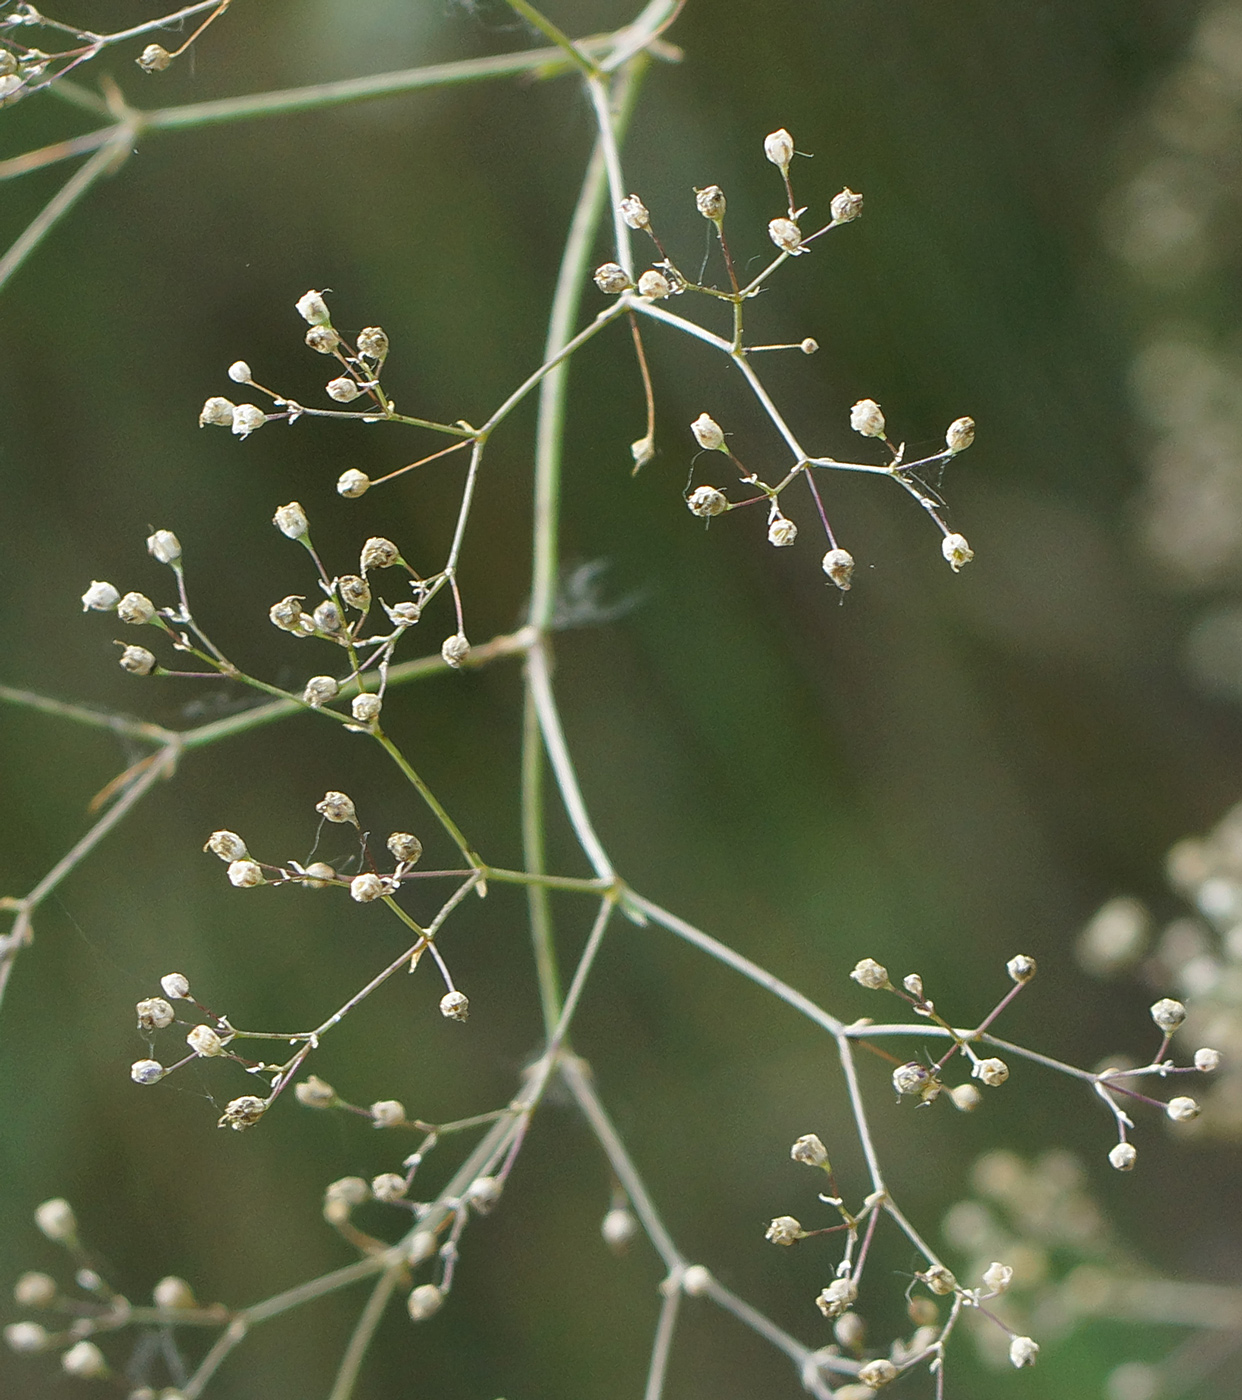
[2, 4, 1237, 1399]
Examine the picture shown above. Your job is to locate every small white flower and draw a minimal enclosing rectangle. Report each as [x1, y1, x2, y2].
[767, 515, 798, 547]
[1166, 1095, 1200, 1122]
[768, 217, 803, 254]
[619, 194, 650, 229]
[337, 468, 371, 498]
[850, 399, 886, 438]
[593, 262, 630, 295]
[227, 859, 264, 888]
[407, 1283, 443, 1321]
[1109, 1141, 1137, 1171]
[81, 580, 119, 612]
[441, 633, 470, 668]
[941, 532, 974, 571]
[691, 413, 725, 452]
[34, 1198, 76, 1242]
[816, 1277, 858, 1318]
[327, 376, 361, 403]
[199, 395, 235, 427]
[637, 269, 672, 299]
[850, 958, 890, 990]
[1151, 998, 1187, 1032]
[857, 1358, 898, 1388]
[133, 994, 172, 1029]
[790, 1133, 829, 1167]
[146, 529, 182, 564]
[4, 1322, 50, 1353]
[61, 1340, 107, 1378]
[130, 1058, 165, 1085]
[227, 360, 252, 384]
[440, 990, 469, 1021]
[1008, 1336, 1040, 1368]
[273, 502, 309, 539]
[187, 1024, 224, 1057]
[370, 1099, 405, 1126]
[371, 1172, 407, 1203]
[1195, 1047, 1222, 1072]
[119, 645, 157, 676]
[945, 416, 975, 453]
[764, 1215, 803, 1246]
[821, 547, 855, 591]
[296, 290, 331, 326]
[350, 873, 387, 903]
[830, 188, 864, 223]
[686, 486, 728, 518]
[982, 1261, 1013, 1294]
[974, 1057, 1009, 1087]
[160, 972, 190, 999]
[764, 128, 794, 168]
[116, 591, 155, 625]
[231, 404, 267, 438]
[316, 791, 356, 824]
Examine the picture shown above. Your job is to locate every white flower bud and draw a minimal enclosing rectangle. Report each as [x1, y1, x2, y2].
[790, 1134, 829, 1168]
[822, 547, 856, 591]
[350, 873, 387, 903]
[691, 413, 725, 452]
[294, 1074, 337, 1107]
[324, 1178, 369, 1224]
[227, 858, 264, 888]
[62, 1340, 107, 1377]
[1007, 954, 1036, 983]
[941, 532, 974, 571]
[857, 1359, 898, 1389]
[230, 404, 266, 438]
[801, 338, 818, 354]
[388, 832, 423, 863]
[351, 693, 382, 724]
[765, 1215, 803, 1246]
[160, 973, 190, 999]
[81, 580, 119, 612]
[594, 262, 630, 295]
[302, 676, 339, 707]
[1166, 1095, 1200, 1122]
[441, 633, 470, 668]
[35, 1198, 76, 1242]
[273, 501, 309, 539]
[768, 515, 798, 547]
[361, 536, 401, 570]
[119, 645, 157, 676]
[893, 1061, 932, 1096]
[227, 361, 252, 384]
[130, 1058, 165, 1085]
[764, 128, 794, 168]
[850, 399, 886, 438]
[153, 1277, 195, 1310]
[949, 1083, 981, 1111]
[146, 530, 182, 564]
[816, 1278, 859, 1318]
[945, 416, 975, 453]
[601, 1206, 638, 1253]
[357, 327, 389, 360]
[982, 1261, 1013, 1294]
[299, 862, 336, 888]
[903, 973, 924, 999]
[681, 1265, 712, 1296]
[14, 1272, 57, 1308]
[1109, 1141, 1137, 1171]
[338, 575, 371, 611]
[830, 188, 864, 223]
[205, 830, 246, 861]
[1151, 997, 1187, 1032]
[199, 396, 236, 427]
[834, 1312, 866, 1350]
[851, 958, 890, 990]
[336, 469, 371, 503]
[269, 595, 307, 633]
[619, 194, 650, 229]
[386, 601, 422, 627]
[1195, 1047, 1222, 1072]
[1008, 1336, 1040, 1368]
[187, 1024, 224, 1057]
[370, 1172, 407, 1203]
[327, 376, 361, 403]
[136, 41, 173, 71]
[116, 591, 155, 625]
[695, 185, 726, 221]
[922, 1264, 957, 1295]
[296, 290, 331, 326]
[974, 1057, 1009, 1087]
[768, 217, 803, 253]
[132, 1001, 176, 1037]
[316, 791, 356, 824]
[306, 325, 340, 354]
[370, 1099, 405, 1126]
[637, 268, 672, 299]
[440, 990, 469, 1021]
[687, 486, 728, 518]
[466, 1176, 503, 1214]
[219, 1094, 267, 1130]
[407, 1283, 443, 1322]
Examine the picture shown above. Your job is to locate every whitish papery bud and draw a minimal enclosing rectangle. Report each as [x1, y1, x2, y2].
[153, 1276, 196, 1310]
[35, 1198, 77, 1242]
[302, 676, 339, 707]
[338, 575, 371, 611]
[974, 1057, 1009, 1087]
[1009, 1336, 1040, 1368]
[136, 996, 175, 1030]
[1151, 997, 1187, 1032]
[851, 957, 890, 990]
[351, 693, 382, 724]
[81, 580, 119, 612]
[130, 1058, 165, 1085]
[199, 396, 236, 427]
[637, 269, 672, 299]
[161, 972, 190, 999]
[337, 468, 371, 498]
[137, 43, 172, 72]
[227, 360, 252, 384]
[361, 536, 401, 570]
[768, 515, 798, 547]
[765, 1215, 803, 1246]
[313, 601, 343, 633]
[764, 128, 794, 168]
[119, 646, 157, 676]
[619, 194, 650, 229]
[296, 290, 331, 326]
[230, 404, 266, 438]
[388, 832, 423, 864]
[601, 1207, 638, 1253]
[145, 531, 182, 567]
[327, 376, 361, 403]
[227, 858, 264, 888]
[790, 1133, 829, 1168]
[922, 1264, 957, 1295]
[299, 861, 336, 887]
[695, 185, 726, 221]
[941, 532, 974, 571]
[61, 1340, 107, 1378]
[857, 1359, 898, 1389]
[830, 187, 864, 223]
[816, 1277, 858, 1318]
[903, 973, 925, 999]
[1166, 1095, 1200, 1122]
[950, 1083, 981, 1111]
[691, 413, 725, 452]
[687, 486, 728, 518]
[945, 416, 975, 453]
[273, 501, 309, 539]
[269, 595, 306, 632]
[371, 1172, 407, 1203]
[187, 1024, 224, 1057]
[14, 1272, 57, 1308]
[205, 830, 246, 862]
[893, 1062, 932, 1097]
[466, 1176, 503, 1214]
[317, 790, 356, 824]
[768, 217, 803, 253]
[295, 1074, 337, 1108]
[306, 325, 340, 354]
[219, 1094, 267, 1130]
[850, 399, 886, 438]
[834, 1312, 865, 1350]
[386, 601, 422, 627]
[440, 990, 470, 1021]
[1195, 1047, 1222, 1072]
[802, 338, 819, 354]
[593, 262, 630, 295]
[822, 548, 855, 591]
[407, 1283, 443, 1322]
[1007, 954, 1036, 983]
[350, 873, 387, 903]
[1109, 1141, 1137, 1171]
[441, 633, 470, 668]
[681, 1265, 712, 1296]
[982, 1261, 1014, 1294]
[116, 591, 155, 625]
[357, 327, 389, 360]
[324, 1177, 370, 1222]
[370, 1099, 405, 1126]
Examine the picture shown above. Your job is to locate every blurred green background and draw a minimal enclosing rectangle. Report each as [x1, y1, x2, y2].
[2, 1, 1240, 1397]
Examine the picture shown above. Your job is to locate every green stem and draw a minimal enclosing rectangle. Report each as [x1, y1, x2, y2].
[373, 732, 480, 868]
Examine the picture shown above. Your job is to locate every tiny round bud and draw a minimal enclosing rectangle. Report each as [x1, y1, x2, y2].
[687, 486, 728, 518]
[231, 404, 266, 438]
[1166, 1095, 1200, 1122]
[337, 575, 371, 611]
[945, 416, 975, 453]
[691, 413, 725, 452]
[273, 502, 309, 539]
[296, 290, 331, 326]
[765, 1215, 803, 1246]
[351, 693, 382, 725]
[336, 468, 371, 498]
[119, 645, 157, 676]
[601, 1206, 638, 1253]
[227, 361, 252, 384]
[440, 990, 470, 1021]
[974, 1057, 1009, 1087]
[851, 958, 890, 990]
[830, 188, 864, 223]
[1007, 954, 1036, 983]
[768, 515, 798, 547]
[306, 325, 341, 354]
[857, 1359, 898, 1389]
[370, 1099, 405, 1127]
[14, 1273, 56, 1308]
[982, 1261, 1013, 1294]
[1109, 1141, 1137, 1171]
[922, 1264, 957, 1295]
[466, 1176, 503, 1214]
[187, 1024, 224, 1057]
[137, 43, 172, 72]
[790, 1134, 829, 1168]
[5, 1322, 50, 1353]
[768, 217, 803, 253]
[160, 973, 190, 999]
[227, 858, 264, 888]
[317, 791, 356, 824]
[816, 1277, 859, 1318]
[146, 530, 182, 565]
[388, 832, 423, 864]
[295, 1075, 337, 1108]
[822, 547, 856, 592]
[1195, 1047, 1222, 1072]
[801, 338, 819, 354]
[199, 396, 236, 427]
[303, 676, 339, 707]
[903, 973, 925, 999]
[371, 1173, 408, 1203]
[130, 1058, 165, 1084]
[299, 861, 336, 888]
[218, 1095, 267, 1130]
[949, 1083, 982, 1112]
[893, 1061, 931, 1096]
[695, 184, 726, 221]
[153, 1277, 195, 1311]
[619, 195, 650, 229]
[324, 1178, 370, 1223]
[594, 262, 630, 295]
[361, 536, 401, 570]
[1009, 1336, 1040, 1368]
[834, 1312, 866, 1350]
[1151, 998, 1187, 1033]
[407, 1283, 443, 1322]
[441, 633, 470, 668]
[850, 399, 886, 438]
[269, 595, 307, 633]
[357, 327, 389, 360]
[314, 600, 345, 633]
[941, 532, 974, 571]
[35, 1198, 77, 1243]
[117, 592, 155, 625]
[764, 128, 794, 168]
[351, 873, 388, 903]
[327, 376, 361, 403]
[62, 1340, 107, 1378]
[81, 580, 119, 612]
[681, 1265, 712, 1296]
[637, 269, 672, 299]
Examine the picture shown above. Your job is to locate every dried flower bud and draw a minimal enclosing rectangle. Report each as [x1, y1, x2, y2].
[1195, 1047, 1222, 1072]
[801, 338, 819, 354]
[681, 1265, 712, 1296]
[136, 996, 175, 1030]
[982, 1261, 1014, 1294]
[199, 396, 236, 427]
[1151, 998, 1187, 1032]
[137, 43, 172, 72]
[119, 645, 157, 676]
[302, 676, 339, 707]
[441, 633, 470, 668]
[768, 515, 797, 547]
[187, 1024, 224, 1056]
[834, 1312, 865, 1350]
[153, 1276, 195, 1310]
[893, 1062, 932, 1096]
[466, 1176, 503, 1214]
[822, 547, 856, 591]
[601, 1207, 638, 1253]
[942, 533, 974, 571]
[337, 575, 371, 611]
[1007, 954, 1036, 983]
[227, 858, 264, 888]
[230, 404, 266, 438]
[922, 1264, 957, 1295]
[371, 1172, 407, 1203]
[327, 376, 361, 403]
[370, 1099, 406, 1126]
[116, 591, 155, 625]
[407, 1283, 443, 1322]
[1108, 1141, 1137, 1171]
[945, 416, 975, 453]
[903, 973, 925, 999]
[857, 1359, 897, 1389]
[337, 469, 371, 498]
[273, 501, 309, 539]
[130, 1058, 165, 1085]
[637, 269, 672, 299]
[631, 435, 654, 470]
[144, 533, 181, 568]
[950, 1083, 981, 1112]
[351, 693, 382, 724]
[594, 262, 630, 295]
[687, 486, 728, 518]
[161, 973, 190, 999]
[361, 536, 401, 570]
[224, 360, 252, 385]
[691, 413, 726, 452]
[296, 290, 331, 326]
[313, 600, 343, 632]
[1009, 1336, 1040, 1368]
[816, 1277, 858, 1318]
[440, 990, 470, 1021]
[219, 1094, 267, 1130]
[350, 873, 387, 903]
[619, 195, 650, 229]
[388, 832, 423, 864]
[386, 601, 422, 627]
[1166, 1095, 1200, 1122]
[764, 128, 794, 168]
[695, 184, 726, 221]
[269, 595, 306, 632]
[790, 1134, 829, 1168]
[35, 1198, 76, 1243]
[850, 399, 886, 438]
[765, 1215, 803, 1246]
[974, 1057, 1009, 1087]
[768, 217, 803, 253]
[81, 580, 119, 612]
[317, 790, 357, 824]
[830, 188, 864, 223]
[357, 327, 389, 360]
[62, 1340, 107, 1378]
[299, 862, 336, 888]
[295, 1074, 337, 1108]
[14, 1272, 56, 1308]
[323, 1178, 369, 1225]
[851, 958, 890, 990]
[306, 325, 340, 354]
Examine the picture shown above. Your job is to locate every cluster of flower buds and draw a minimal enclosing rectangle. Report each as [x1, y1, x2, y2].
[80, 530, 186, 677]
